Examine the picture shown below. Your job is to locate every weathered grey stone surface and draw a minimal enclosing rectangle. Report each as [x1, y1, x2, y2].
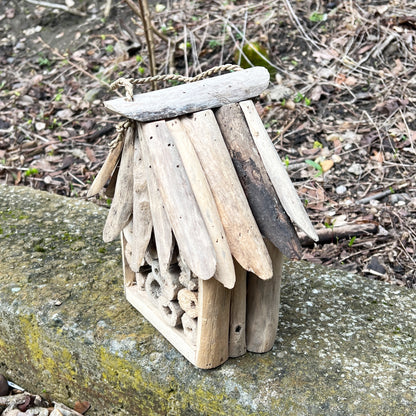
[0, 184, 415, 415]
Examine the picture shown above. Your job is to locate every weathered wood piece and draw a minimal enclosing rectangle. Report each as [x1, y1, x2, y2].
[181, 110, 273, 280]
[121, 233, 135, 288]
[215, 103, 302, 259]
[142, 120, 216, 280]
[229, 259, 247, 358]
[139, 126, 173, 275]
[166, 118, 236, 289]
[196, 278, 231, 369]
[104, 67, 269, 122]
[105, 165, 119, 198]
[177, 288, 199, 318]
[131, 127, 153, 271]
[102, 125, 134, 242]
[239, 100, 318, 242]
[123, 220, 134, 247]
[246, 240, 283, 353]
[87, 138, 123, 197]
[125, 285, 196, 364]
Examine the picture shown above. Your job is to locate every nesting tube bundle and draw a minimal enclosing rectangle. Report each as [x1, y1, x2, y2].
[88, 67, 318, 369]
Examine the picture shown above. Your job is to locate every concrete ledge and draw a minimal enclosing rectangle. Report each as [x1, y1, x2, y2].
[0, 185, 415, 415]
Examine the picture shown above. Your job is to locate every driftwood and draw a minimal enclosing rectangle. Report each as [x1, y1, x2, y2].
[229, 259, 247, 358]
[239, 100, 318, 242]
[105, 164, 119, 198]
[181, 110, 273, 280]
[216, 103, 302, 260]
[142, 120, 217, 280]
[104, 67, 269, 122]
[196, 277, 231, 369]
[139, 126, 173, 275]
[131, 127, 153, 271]
[121, 234, 135, 288]
[166, 118, 236, 289]
[87, 138, 123, 197]
[246, 240, 283, 353]
[102, 125, 135, 242]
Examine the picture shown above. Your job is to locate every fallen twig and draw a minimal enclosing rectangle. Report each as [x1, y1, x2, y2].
[299, 222, 379, 247]
[24, 0, 86, 17]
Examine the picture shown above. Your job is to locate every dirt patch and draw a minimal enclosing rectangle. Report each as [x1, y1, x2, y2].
[1, 0, 415, 290]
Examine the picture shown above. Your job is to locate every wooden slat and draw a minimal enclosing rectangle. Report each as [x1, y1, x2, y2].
[131, 125, 153, 271]
[181, 110, 273, 280]
[87, 138, 123, 197]
[142, 120, 216, 280]
[215, 103, 302, 259]
[166, 118, 235, 289]
[239, 100, 318, 242]
[229, 259, 247, 358]
[104, 67, 269, 122]
[196, 277, 231, 369]
[139, 126, 173, 275]
[102, 125, 134, 242]
[246, 240, 283, 353]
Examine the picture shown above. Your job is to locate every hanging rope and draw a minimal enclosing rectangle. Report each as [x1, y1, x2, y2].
[110, 64, 243, 102]
[109, 64, 242, 148]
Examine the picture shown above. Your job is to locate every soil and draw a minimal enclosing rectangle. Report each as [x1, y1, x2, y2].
[1, 0, 415, 286]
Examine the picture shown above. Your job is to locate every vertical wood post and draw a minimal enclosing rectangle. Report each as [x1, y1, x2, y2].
[246, 240, 283, 353]
[229, 259, 247, 357]
[196, 278, 231, 369]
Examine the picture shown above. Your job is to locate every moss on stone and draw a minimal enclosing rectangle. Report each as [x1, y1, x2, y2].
[0, 185, 415, 415]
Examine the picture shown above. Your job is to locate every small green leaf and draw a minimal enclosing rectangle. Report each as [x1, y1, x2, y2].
[309, 12, 327, 22]
[348, 236, 357, 247]
[305, 159, 323, 176]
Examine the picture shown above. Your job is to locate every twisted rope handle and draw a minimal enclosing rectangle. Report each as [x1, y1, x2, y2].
[110, 64, 243, 101]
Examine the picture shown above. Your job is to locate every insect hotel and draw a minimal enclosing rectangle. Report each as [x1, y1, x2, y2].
[88, 67, 318, 369]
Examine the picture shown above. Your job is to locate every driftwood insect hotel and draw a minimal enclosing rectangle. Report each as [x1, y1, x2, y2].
[88, 67, 318, 369]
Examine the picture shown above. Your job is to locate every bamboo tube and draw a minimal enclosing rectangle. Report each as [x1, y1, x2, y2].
[196, 278, 231, 369]
[158, 296, 184, 327]
[178, 255, 199, 291]
[215, 103, 302, 260]
[246, 239, 283, 353]
[142, 120, 216, 280]
[166, 118, 236, 289]
[181, 313, 198, 346]
[135, 264, 151, 291]
[177, 289, 199, 318]
[102, 125, 135, 242]
[145, 271, 163, 305]
[229, 259, 247, 357]
[181, 110, 272, 280]
[87, 138, 123, 197]
[159, 265, 182, 301]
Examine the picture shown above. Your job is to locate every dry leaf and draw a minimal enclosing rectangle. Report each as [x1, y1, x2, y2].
[320, 159, 334, 172]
